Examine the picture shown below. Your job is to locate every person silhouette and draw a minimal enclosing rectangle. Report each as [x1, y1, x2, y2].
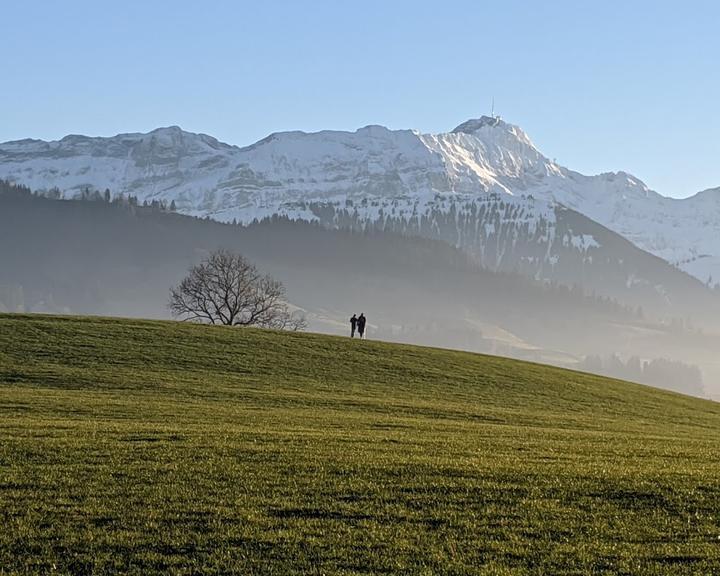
[350, 314, 358, 338]
[357, 313, 366, 339]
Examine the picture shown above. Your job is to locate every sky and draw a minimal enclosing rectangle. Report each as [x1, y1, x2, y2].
[2, 0, 718, 198]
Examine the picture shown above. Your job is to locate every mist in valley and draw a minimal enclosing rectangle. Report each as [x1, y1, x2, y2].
[1, 183, 717, 400]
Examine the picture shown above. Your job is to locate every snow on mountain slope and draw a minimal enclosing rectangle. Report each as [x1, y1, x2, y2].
[1, 118, 719, 288]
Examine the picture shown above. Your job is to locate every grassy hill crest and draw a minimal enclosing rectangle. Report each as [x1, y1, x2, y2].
[1, 313, 719, 574]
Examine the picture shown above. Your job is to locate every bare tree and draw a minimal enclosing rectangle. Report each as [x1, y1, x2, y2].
[169, 249, 306, 330]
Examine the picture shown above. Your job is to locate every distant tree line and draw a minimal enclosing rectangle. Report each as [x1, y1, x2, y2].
[0, 179, 177, 212]
[0, 180, 33, 198]
[579, 354, 704, 397]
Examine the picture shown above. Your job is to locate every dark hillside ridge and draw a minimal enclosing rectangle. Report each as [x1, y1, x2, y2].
[305, 196, 719, 318]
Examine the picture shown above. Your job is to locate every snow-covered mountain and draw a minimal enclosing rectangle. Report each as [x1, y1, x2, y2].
[1, 118, 719, 291]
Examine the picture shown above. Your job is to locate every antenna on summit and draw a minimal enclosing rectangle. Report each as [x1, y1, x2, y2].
[490, 97, 502, 122]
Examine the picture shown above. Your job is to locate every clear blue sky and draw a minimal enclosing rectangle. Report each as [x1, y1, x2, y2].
[2, 0, 718, 197]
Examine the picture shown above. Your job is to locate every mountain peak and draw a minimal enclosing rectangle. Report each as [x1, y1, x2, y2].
[450, 116, 539, 156]
[452, 116, 508, 134]
[140, 126, 235, 152]
[149, 125, 184, 135]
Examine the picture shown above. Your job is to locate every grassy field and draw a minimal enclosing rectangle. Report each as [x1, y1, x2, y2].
[1, 314, 719, 575]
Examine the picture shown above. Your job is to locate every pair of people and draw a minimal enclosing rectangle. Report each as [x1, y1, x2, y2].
[350, 313, 366, 339]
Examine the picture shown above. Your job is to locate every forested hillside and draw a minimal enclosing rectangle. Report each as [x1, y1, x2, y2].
[0, 182, 714, 397]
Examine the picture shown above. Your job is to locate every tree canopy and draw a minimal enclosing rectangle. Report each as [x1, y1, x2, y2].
[169, 249, 306, 330]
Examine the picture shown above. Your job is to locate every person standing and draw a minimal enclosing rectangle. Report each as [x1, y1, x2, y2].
[350, 314, 358, 338]
[357, 313, 366, 339]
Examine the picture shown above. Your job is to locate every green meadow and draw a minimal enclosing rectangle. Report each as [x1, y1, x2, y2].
[1, 313, 719, 575]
